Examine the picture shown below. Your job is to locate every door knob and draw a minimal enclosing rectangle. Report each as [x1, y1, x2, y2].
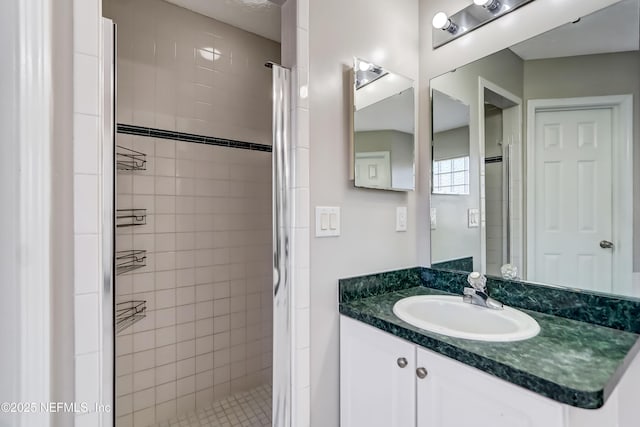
[397, 357, 408, 368]
[600, 240, 614, 249]
[416, 367, 428, 379]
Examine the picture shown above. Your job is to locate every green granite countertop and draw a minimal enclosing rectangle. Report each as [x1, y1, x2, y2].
[339, 285, 640, 409]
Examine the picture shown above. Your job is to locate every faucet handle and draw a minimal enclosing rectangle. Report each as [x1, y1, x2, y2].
[467, 272, 487, 291]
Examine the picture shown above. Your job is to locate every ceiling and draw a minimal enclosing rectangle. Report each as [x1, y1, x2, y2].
[163, 0, 282, 42]
[510, 0, 639, 60]
[432, 90, 470, 134]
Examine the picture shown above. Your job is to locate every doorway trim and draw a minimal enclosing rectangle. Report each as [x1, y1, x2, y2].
[478, 77, 523, 275]
[526, 95, 633, 294]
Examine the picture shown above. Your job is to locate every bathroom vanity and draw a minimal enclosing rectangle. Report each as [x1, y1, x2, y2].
[339, 268, 640, 427]
[341, 316, 564, 427]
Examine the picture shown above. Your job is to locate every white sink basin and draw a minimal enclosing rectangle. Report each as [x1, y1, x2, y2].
[392, 295, 540, 342]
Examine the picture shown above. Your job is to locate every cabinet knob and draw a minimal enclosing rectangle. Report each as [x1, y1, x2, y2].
[396, 357, 408, 368]
[416, 367, 428, 379]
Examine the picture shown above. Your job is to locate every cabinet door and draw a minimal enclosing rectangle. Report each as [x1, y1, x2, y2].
[416, 347, 565, 427]
[340, 316, 416, 427]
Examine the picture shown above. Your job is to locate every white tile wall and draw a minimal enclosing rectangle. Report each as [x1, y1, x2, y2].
[282, 0, 311, 426]
[116, 136, 272, 426]
[73, 0, 105, 426]
[105, 0, 278, 423]
[104, 0, 280, 147]
[485, 162, 504, 276]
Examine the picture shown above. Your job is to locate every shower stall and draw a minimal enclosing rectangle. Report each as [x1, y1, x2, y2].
[102, 0, 291, 425]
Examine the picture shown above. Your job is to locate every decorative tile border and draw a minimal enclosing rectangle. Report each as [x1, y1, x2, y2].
[117, 124, 273, 153]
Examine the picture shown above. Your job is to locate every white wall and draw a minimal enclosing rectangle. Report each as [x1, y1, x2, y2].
[308, 0, 419, 424]
[433, 126, 469, 160]
[52, 0, 76, 425]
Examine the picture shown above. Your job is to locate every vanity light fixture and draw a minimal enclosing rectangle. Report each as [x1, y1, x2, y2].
[432, 12, 459, 34]
[432, 0, 536, 48]
[474, 0, 501, 11]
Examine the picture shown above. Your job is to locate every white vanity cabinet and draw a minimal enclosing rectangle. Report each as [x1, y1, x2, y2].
[340, 316, 417, 426]
[340, 316, 565, 427]
[415, 343, 564, 427]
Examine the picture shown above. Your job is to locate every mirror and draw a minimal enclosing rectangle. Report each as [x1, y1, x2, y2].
[353, 58, 416, 191]
[432, 90, 471, 195]
[430, 0, 639, 298]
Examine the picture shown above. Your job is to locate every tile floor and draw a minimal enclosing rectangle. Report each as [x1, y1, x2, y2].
[153, 385, 271, 427]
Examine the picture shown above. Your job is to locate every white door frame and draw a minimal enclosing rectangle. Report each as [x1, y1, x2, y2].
[526, 95, 633, 294]
[478, 77, 523, 275]
[0, 0, 52, 425]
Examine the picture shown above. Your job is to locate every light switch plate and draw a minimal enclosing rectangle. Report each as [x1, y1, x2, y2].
[468, 208, 480, 228]
[396, 206, 407, 232]
[430, 208, 437, 230]
[316, 207, 340, 237]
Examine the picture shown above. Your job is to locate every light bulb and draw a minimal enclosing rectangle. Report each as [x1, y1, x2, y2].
[474, 0, 501, 10]
[358, 61, 372, 72]
[432, 12, 449, 30]
[432, 12, 458, 33]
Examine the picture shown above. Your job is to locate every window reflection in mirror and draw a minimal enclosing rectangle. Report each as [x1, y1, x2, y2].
[429, 0, 639, 298]
[353, 58, 416, 191]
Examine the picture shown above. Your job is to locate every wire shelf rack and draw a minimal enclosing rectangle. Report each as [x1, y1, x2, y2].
[116, 300, 147, 333]
[116, 249, 147, 275]
[116, 208, 147, 227]
[116, 145, 147, 171]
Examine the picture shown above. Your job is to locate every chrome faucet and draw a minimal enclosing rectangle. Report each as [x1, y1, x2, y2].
[463, 272, 504, 310]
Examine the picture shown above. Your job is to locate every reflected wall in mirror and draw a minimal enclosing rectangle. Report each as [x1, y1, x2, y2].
[353, 58, 416, 191]
[430, 0, 639, 298]
[430, 91, 478, 273]
[432, 90, 471, 195]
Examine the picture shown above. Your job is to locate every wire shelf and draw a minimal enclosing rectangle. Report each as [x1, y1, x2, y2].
[116, 209, 147, 227]
[117, 145, 147, 171]
[116, 300, 147, 333]
[116, 249, 147, 275]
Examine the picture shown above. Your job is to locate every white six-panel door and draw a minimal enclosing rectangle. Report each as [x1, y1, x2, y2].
[531, 108, 613, 291]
